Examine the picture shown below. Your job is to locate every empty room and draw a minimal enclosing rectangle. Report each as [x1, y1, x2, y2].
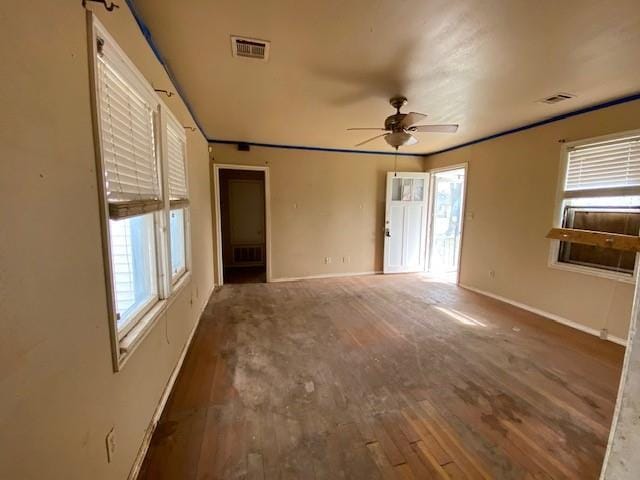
[3, 1, 640, 479]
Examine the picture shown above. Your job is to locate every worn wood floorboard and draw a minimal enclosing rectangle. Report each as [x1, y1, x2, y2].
[139, 274, 624, 480]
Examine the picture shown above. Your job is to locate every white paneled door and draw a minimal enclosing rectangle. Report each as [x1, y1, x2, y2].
[383, 172, 430, 273]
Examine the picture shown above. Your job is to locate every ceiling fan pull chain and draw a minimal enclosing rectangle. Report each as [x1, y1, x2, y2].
[394, 150, 398, 176]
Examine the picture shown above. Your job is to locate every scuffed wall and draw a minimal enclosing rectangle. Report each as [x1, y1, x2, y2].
[0, 2, 214, 479]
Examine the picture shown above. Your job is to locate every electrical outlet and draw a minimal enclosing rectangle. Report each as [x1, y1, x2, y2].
[105, 428, 116, 463]
[489, 270, 496, 279]
[324, 257, 331, 264]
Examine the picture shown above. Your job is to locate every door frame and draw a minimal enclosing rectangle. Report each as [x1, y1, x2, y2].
[213, 163, 272, 285]
[383, 171, 431, 274]
[425, 163, 468, 284]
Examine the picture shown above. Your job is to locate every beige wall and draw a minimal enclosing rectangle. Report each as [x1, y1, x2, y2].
[425, 100, 640, 340]
[211, 144, 424, 280]
[0, 2, 214, 480]
[3, 3, 635, 478]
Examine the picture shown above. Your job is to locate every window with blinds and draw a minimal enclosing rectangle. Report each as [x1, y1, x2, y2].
[165, 115, 189, 282]
[90, 15, 192, 368]
[565, 135, 640, 195]
[96, 37, 162, 219]
[166, 119, 189, 208]
[553, 131, 640, 279]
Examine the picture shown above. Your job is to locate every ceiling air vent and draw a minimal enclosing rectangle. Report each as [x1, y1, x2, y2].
[538, 92, 576, 104]
[231, 36, 270, 61]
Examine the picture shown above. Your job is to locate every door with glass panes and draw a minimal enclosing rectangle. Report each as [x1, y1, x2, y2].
[383, 172, 429, 273]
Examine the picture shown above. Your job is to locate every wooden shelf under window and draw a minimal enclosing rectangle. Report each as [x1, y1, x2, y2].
[546, 228, 640, 253]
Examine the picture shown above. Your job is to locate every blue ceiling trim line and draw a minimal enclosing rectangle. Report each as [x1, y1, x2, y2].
[122, 2, 640, 159]
[208, 139, 425, 157]
[428, 92, 640, 156]
[123, 0, 208, 138]
[122, 1, 420, 158]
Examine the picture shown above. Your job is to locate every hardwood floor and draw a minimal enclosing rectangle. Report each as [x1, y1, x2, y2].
[139, 274, 624, 479]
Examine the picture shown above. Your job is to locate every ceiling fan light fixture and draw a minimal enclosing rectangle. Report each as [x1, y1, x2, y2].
[348, 97, 459, 149]
[385, 131, 417, 148]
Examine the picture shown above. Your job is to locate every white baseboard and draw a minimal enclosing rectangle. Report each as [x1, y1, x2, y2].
[127, 282, 216, 480]
[270, 270, 382, 283]
[460, 283, 627, 346]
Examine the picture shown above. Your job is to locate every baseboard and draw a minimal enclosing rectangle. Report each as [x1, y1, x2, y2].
[460, 283, 627, 346]
[127, 281, 216, 480]
[270, 270, 382, 283]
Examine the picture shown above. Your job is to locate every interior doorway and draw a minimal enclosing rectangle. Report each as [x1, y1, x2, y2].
[427, 165, 467, 279]
[214, 166, 269, 285]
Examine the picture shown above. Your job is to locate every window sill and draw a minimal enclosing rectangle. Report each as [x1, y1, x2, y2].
[171, 269, 189, 290]
[548, 261, 636, 284]
[117, 272, 192, 370]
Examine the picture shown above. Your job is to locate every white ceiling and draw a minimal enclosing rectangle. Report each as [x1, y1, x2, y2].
[133, 0, 640, 154]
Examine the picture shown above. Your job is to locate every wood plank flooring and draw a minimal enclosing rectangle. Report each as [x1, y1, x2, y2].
[139, 274, 624, 479]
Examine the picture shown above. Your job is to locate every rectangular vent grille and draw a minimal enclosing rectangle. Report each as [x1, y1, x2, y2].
[231, 36, 270, 61]
[233, 245, 264, 264]
[539, 93, 576, 104]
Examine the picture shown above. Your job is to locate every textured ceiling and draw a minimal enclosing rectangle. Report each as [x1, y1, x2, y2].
[133, 0, 640, 154]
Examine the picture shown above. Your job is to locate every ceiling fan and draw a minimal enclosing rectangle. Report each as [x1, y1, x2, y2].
[347, 96, 459, 149]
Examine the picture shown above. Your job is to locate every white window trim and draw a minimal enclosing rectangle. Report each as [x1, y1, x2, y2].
[548, 129, 640, 284]
[88, 13, 193, 371]
[167, 206, 191, 286]
[117, 288, 161, 340]
[117, 271, 191, 367]
[161, 108, 192, 287]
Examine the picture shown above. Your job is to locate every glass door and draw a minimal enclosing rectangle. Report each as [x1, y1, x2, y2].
[427, 167, 466, 274]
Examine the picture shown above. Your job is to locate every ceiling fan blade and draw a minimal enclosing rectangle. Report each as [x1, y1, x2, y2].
[410, 124, 459, 133]
[347, 127, 386, 131]
[400, 112, 427, 128]
[355, 133, 389, 147]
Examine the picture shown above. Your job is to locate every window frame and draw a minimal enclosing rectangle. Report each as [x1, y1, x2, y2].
[169, 207, 189, 283]
[88, 13, 192, 371]
[548, 129, 640, 284]
[161, 109, 191, 287]
[109, 213, 163, 340]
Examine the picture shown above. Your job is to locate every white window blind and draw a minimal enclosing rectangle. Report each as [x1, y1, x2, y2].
[166, 120, 189, 207]
[565, 135, 640, 194]
[96, 37, 162, 218]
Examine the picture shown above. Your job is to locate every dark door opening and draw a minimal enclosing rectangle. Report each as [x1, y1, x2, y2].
[219, 169, 267, 284]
